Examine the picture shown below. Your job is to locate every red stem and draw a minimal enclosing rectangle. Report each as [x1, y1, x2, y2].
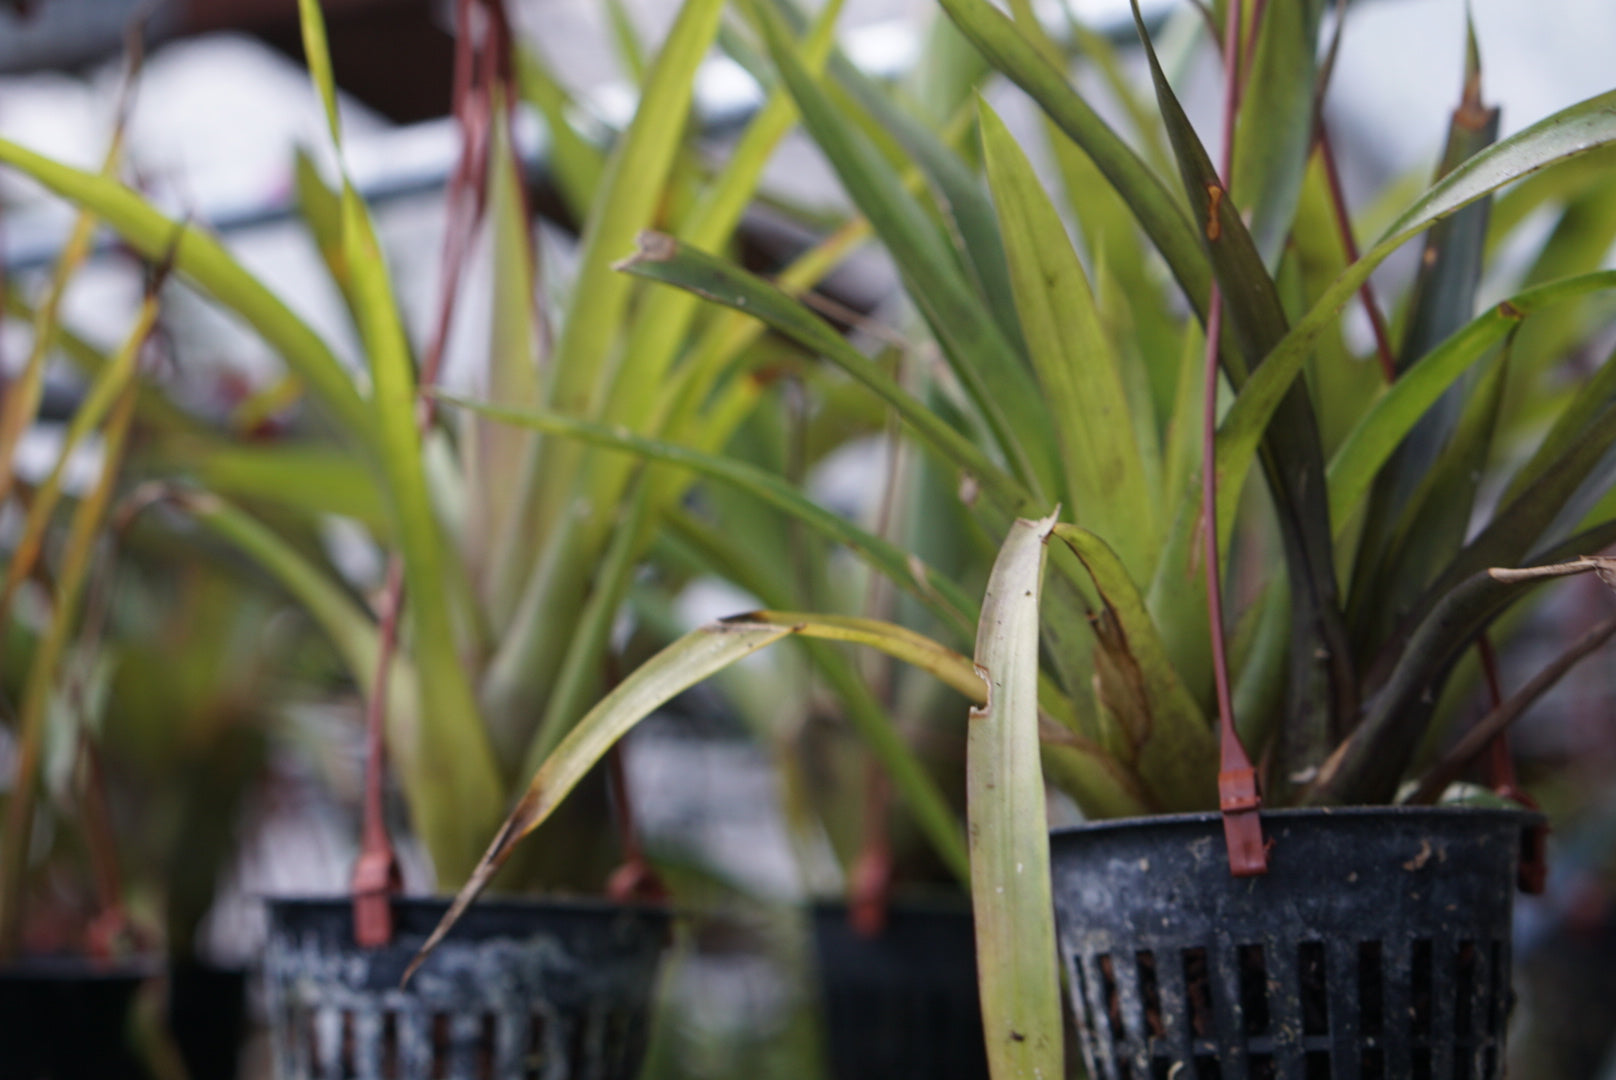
[604, 744, 667, 903]
[351, 0, 528, 944]
[1206, 0, 1267, 877]
[848, 763, 894, 938]
[1317, 124, 1398, 382]
[352, 558, 405, 947]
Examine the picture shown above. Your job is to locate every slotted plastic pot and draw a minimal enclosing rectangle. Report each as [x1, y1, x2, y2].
[1051, 806, 1536, 1080]
[264, 896, 668, 1080]
[0, 955, 159, 1079]
[810, 901, 989, 1080]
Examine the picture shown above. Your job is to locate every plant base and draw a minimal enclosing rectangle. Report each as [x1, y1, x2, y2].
[1051, 806, 1535, 1080]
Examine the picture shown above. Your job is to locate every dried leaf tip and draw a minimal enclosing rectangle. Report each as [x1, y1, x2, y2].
[612, 230, 677, 271]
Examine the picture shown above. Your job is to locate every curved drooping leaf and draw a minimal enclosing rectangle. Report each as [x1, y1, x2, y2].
[410, 612, 987, 980]
[969, 513, 1065, 1080]
[0, 149, 376, 456]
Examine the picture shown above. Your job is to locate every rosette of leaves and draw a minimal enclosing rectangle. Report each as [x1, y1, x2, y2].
[405, 0, 1616, 1074]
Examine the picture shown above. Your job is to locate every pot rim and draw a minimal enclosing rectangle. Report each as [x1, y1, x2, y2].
[1050, 802, 1542, 841]
[0, 953, 162, 981]
[259, 893, 671, 916]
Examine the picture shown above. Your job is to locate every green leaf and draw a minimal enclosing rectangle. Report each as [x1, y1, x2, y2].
[1310, 519, 1616, 804]
[1217, 93, 1616, 532]
[0, 297, 151, 628]
[0, 373, 137, 953]
[0, 139, 114, 508]
[513, 45, 607, 223]
[1135, 0, 1355, 777]
[543, 0, 725, 425]
[748, 0, 1057, 502]
[298, 0, 505, 881]
[968, 512, 1064, 1079]
[169, 442, 391, 534]
[464, 104, 543, 587]
[434, 391, 980, 633]
[297, 0, 343, 144]
[486, 0, 726, 649]
[1232, 0, 1326, 264]
[411, 612, 985, 976]
[1349, 339, 1509, 656]
[1345, 28, 1499, 658]
[1326, 270, 1616, 533]
[0, 139, 375, 449]
[1051, 524, 1216, 811]
[981, 102, 1158, 582]
[617, 232, 1029, 513]
[936, 0, 1213, 321]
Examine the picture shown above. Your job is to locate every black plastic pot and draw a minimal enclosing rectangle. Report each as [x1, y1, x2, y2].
[810, 901, 989, 1080]
[1051, 806, 1536, 1080]
[263, 896, 669, 1080]
[0, 955, 158, 1079]
[168, 960, 248, 1079]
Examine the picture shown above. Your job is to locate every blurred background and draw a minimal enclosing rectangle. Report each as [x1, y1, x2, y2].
[2, 0, 1616, 1077]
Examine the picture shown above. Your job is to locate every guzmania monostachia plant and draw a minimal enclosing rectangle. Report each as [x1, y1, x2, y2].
[0, 0, 934, 923]
[409, 0, 1616, 1074]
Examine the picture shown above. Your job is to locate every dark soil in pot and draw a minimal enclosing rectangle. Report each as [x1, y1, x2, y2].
[810, 901, 989, 1080]
[263, 896, 668, 1080]
[1050, 806, 1536, 1080]
[0, 955, 159, 1079]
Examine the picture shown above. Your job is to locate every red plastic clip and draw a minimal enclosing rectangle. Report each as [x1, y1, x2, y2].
[1218, 761, 1268, 877]
[351, 841, 401, 948]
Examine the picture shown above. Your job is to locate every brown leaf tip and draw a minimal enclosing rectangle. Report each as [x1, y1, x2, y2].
[612, 230, 677, 272]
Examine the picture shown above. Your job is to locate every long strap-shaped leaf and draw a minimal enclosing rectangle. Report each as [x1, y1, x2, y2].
[936, 0, 1212, 317]
[1133, 0, 1356, 775]
[492, 0, 725, 586]
[434, 392, 980, 633]
[1214, 89, 1616, 527]
[969, 512, 1064, 1080]
[298, 0, 503, 880]
[0, 139, 375, 450]
[615, 233, 1031, 515]
[1326, 270, 1616, 531]
[408, 612, 987, 980]
[747, 0, 1057, 502]
[981, 101, 1159, 585]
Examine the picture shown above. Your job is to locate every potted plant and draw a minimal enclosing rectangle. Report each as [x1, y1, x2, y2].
[0, 0, 952, 1073]
[0, 261, 167, 1078]
[403, 0, 1616, 1076]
